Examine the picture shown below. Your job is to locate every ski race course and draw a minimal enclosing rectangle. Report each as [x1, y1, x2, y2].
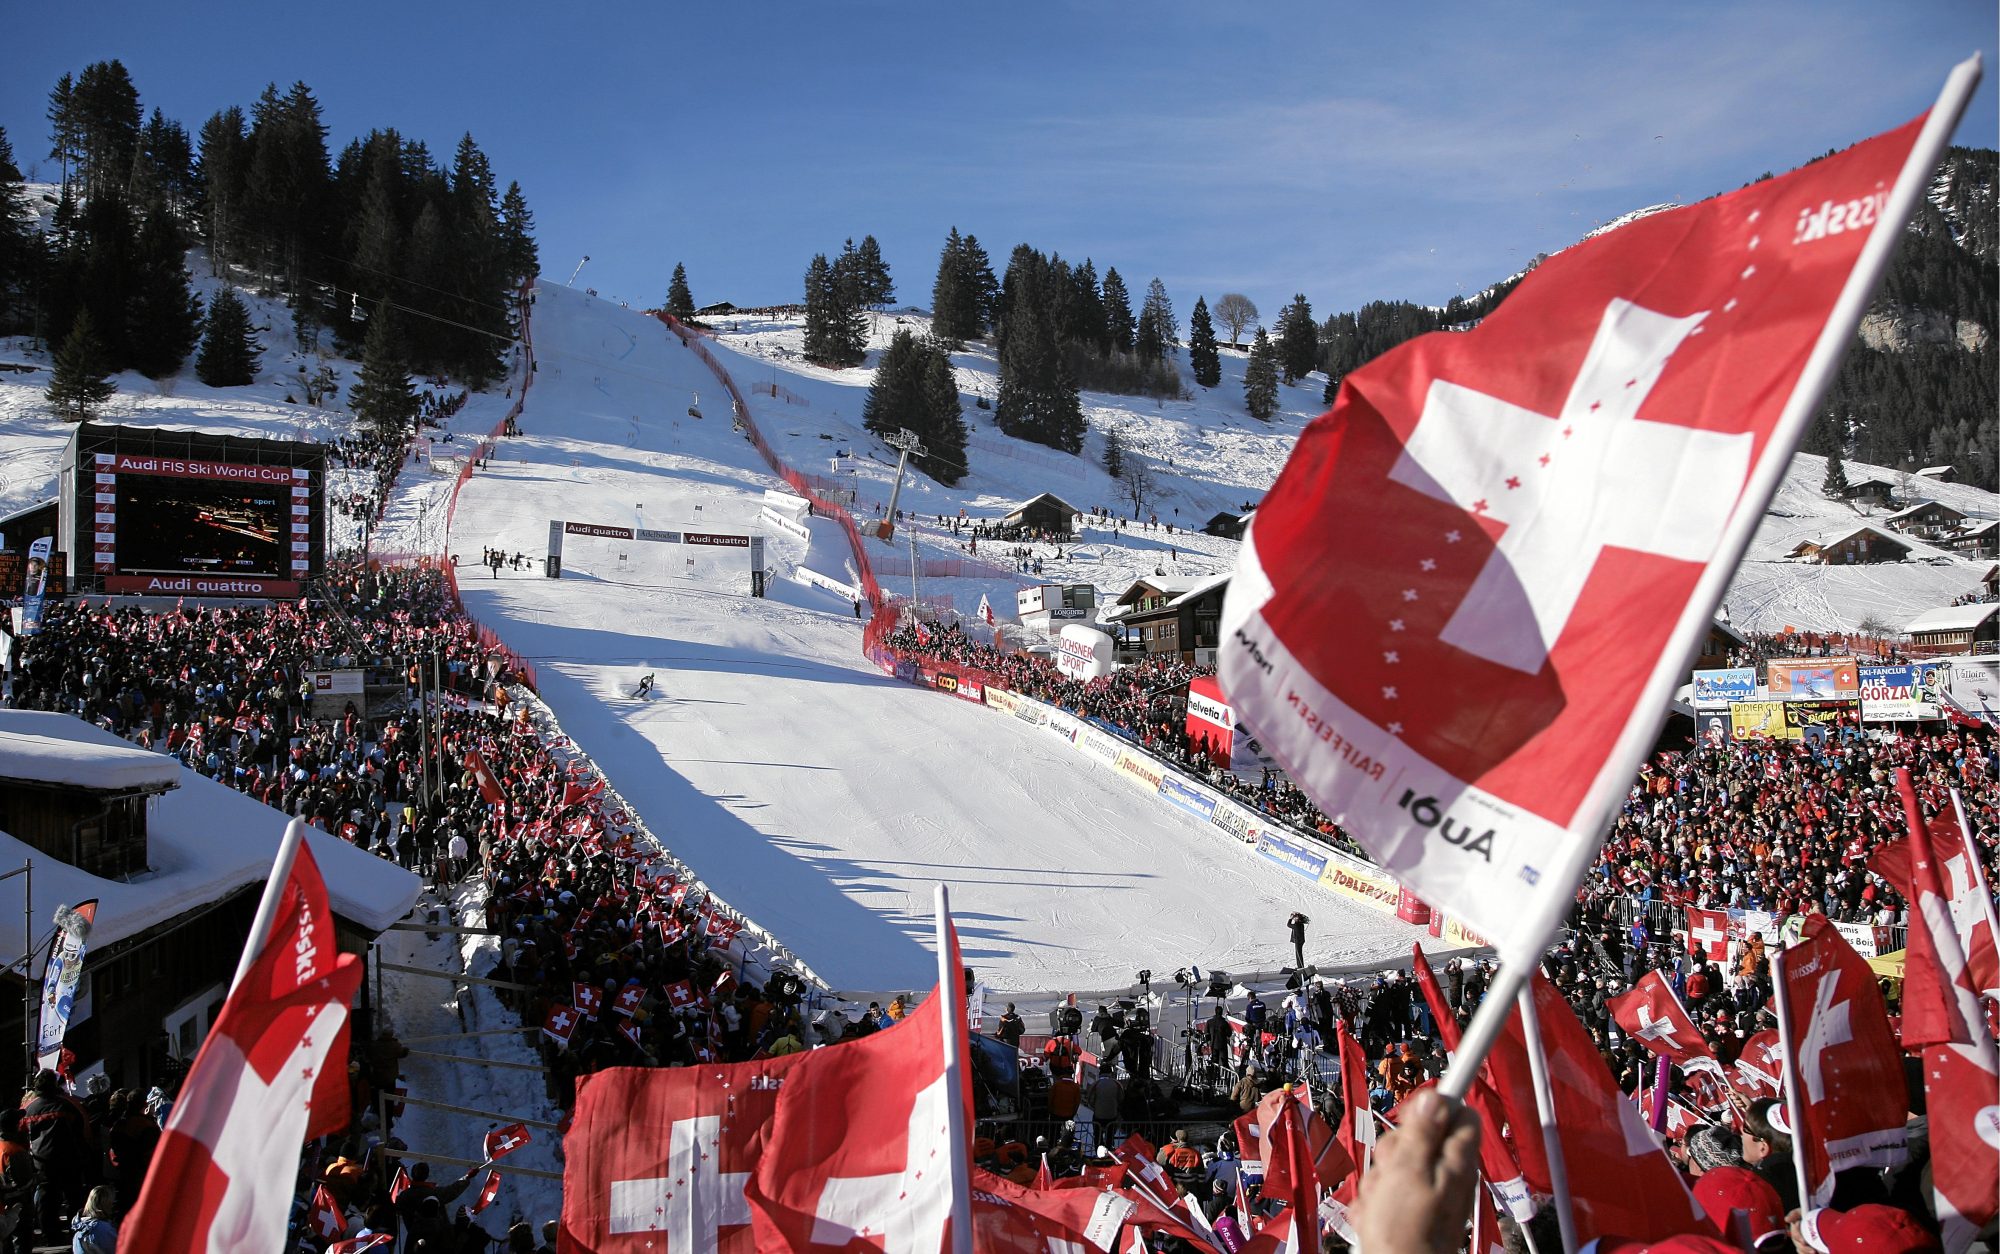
[445, 283, 1419, 999]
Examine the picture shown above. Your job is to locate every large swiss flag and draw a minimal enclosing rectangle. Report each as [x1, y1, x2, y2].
[559, 1054, 808, 1253]
[125, 830, 364, 1252]
[1219, 113, 1940, 954]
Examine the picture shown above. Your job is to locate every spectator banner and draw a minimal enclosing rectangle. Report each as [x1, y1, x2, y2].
[1054, 625, 1114, 680]
[1764, 658, 1860, 701]
[1728, 701, 1792, 740]
[1256, 829, 1329, 881]
[35, 899, 96, 1070]
[1690, 667, 1756, 709]
[983, 686, 1021, 715]
[1832, 919, 1889, 958]
[1939, 658, 2000, 724]
[1112, 749, 1165, 794]
[1216, 111, 1942, 958]
[1694, 711, 1729, 743]
[1784, 701, 1850, 745]
[1316, 855, 1400, 912]
[19, 535, 51, 637]
[1158, 775, 1220, 822]
[1858, 664, 1939, 722]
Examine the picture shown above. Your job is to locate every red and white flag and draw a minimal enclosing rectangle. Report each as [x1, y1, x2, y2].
[469, 1170, 503, 1215]
[1412, 945, 1532, 1219]
[1487, 974, 1704, 1244]
[464, 748, 507, 805]
[1889, 772, 1999, 1250]
[125, 828, 365, 1252]
[665, 980, 701, 1011]
[559, 1053, 808, 1252]
[544, 1003, 579, 1049]
[1106, 1133, 1182, 1203]
[389, 1165, 412, 1204]
[1334, 1019, 1376, 1180]
[1731, 1030, 1783, 1100]
[1608, 971, 1714, 1071]
[308, 1184, 347, 1240]
[978, 594, 996, 627]
[746, 891, 973, 1254]
[1685, 908, 1731, 963]
[486, 1123, 532, 1161]
[1251, 1083, 1352, 1192]
[1216, 110, 1950, 956]
[1773, 915, 1910, 1205]
[615, 983, 647, 1017]
[575, 982, 605, 1020]
[328, 1234, 394, 1254]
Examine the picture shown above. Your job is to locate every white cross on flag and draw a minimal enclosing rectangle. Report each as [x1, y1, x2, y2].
[485, 1123, 532, 1161]
[1607, 971, 1713, 1070]
[1216, 112, 1941, 957]
[124, 827, 365, 1252]
[576, 982, 605, 1020]
[1773, 916, 1909, 1204]
[545, 1003, 579, 1049]
[665, 980, 701, 1011]
[559, 1052, 809, 1252]
[616, 983, 647, 1017]
[1686, 908, 1731, 963]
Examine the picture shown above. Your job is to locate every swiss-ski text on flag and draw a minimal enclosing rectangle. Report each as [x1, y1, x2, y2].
[1218, 115, 1930, 954]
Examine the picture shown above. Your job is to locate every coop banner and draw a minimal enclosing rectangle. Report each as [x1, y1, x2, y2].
[1858, 664, 1940, 722]
[1764, 658, 1859, 701]
[1690, 667, 1757, 709]
[1729, 701, 1793, 740]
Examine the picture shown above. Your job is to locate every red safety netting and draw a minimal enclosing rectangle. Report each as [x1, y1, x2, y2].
[652, 314, 903, 660]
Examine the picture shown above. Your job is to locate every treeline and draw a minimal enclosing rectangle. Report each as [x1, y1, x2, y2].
[0, 59, 538, 397]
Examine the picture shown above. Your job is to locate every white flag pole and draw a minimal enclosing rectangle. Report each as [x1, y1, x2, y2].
[231, 816, 305, 994]
[1948, 787, 2000, 950]
[934, 883, 974, 1254]
[1516, 984, 1580, 1254]
[1441, 51, 1983, 1103]
[1767, 947, 1816, 1209]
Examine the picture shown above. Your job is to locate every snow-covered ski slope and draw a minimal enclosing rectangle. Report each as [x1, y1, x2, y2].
[449, 283, 1416, 996]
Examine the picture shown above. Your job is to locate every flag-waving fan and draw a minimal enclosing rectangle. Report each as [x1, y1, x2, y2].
[1887, 772, 1999, 1251]
[1412, 946, 1533, 1219]
[1607, 970, 1715, 1072]
[125, 821, 365, 1252]
[746, 885, 974, 1254]
[1770, 915, 1910, 1207]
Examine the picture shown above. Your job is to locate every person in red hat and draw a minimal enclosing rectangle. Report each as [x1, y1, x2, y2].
[1791, 1203, 1941, 1253]
[1681, 1125, 1787, 1250]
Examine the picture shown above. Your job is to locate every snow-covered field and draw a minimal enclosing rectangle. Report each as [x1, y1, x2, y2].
[447, 283, 1416, 999]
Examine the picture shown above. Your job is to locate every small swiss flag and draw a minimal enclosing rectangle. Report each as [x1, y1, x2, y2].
[664, 980, 700, 1010]
[389, 1165, 412, 1204]
[484, 1123, 531, 1161]
[308, 1184, 346, 1239]
[613, 983, 646, 1017]
[328, 1234, 394, 1253]
[543, 1004, 578, 1049]
[658, 915, 687, 947]
[573, 982, 604, 1020]
[468, 1170, 502, 1215]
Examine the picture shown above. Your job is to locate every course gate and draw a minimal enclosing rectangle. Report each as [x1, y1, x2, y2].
[545, 519, 768, 596]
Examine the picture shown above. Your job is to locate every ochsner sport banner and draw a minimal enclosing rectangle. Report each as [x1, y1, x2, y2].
[36, 900, 96, 1071]
[19, 535, 52, 638]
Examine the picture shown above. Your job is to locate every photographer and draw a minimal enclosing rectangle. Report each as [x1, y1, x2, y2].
[1287, 912, 1309, 973]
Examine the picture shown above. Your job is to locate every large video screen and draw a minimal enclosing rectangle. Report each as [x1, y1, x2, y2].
[114, 475, 287, 577]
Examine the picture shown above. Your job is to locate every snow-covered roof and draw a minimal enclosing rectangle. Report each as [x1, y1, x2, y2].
[1114, 575, 1205, 606]
[1789, 524, 1910, 554]
[1883, 499, 1965, 523]
[0, 724, 180, 791]
[1904, 604, 2000, 635]
[0, 496, 56, 530]
[1003, 492, 1081, 519]
[1917, 466, 1954, 477]
[1167, 571, 1233, 608]
[0, 712, 421, 961]
[1956, 521, 1998, 538]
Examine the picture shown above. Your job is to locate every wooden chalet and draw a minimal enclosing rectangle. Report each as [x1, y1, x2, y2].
[1841, 476, 1899, 506]
[1949, 521, 1998, 560]
[1904, 603, 2000, 658]
[1788, 524, 1911, 565]
[998, 493, 1082, 538]
[1882, 499, 1969, 541]
[1107, 572, 1229, 664]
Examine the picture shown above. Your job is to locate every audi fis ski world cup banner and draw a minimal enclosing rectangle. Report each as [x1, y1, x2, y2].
[1217, 108, 1950, 957]
[67, 426, 327, 599]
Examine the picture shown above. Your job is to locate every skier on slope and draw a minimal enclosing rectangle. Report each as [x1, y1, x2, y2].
[635, 673, 656, 699]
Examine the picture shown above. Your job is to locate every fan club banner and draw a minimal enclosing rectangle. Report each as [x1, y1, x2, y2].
[1217, 111, 1936, 956]
[1690, 667, 1756, 709]
[35, 900, 97, 1070]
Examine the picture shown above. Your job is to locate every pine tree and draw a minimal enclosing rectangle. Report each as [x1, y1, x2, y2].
[960, 234, 998, 335]
[46, 308, 115, 421]
[862, 331, 966, 485]
[124, 203, 202, 378]
[349, 305, 417, 440]
[1188, 296, 1221, 388]
[995, 263, 1084, 454]
[1823, 450, 1849, 499]
[802, 253, 866, 367]
[46, 73, 80, 192]
[666, 263, 695, 320]
[195, 287, 262, 386]
[196, 106, 251, 274]
[0, 128, 37, 334]
[1136, 278, 1176, 362]
[1277, 293, 1317, 384]
[497, 180, 538, 284]
[1244, 327, 1279, 420]
[863, 329, 924, 440]
[918, 347, 967, 486]
[71, 61, 142, 200]
[1100, 268, 1134, 354]
[855, 234, 893, 307]
[931, 227, 970, 346]
[1102, 426, 1125, 479]
[1071, 259, 1107, 354]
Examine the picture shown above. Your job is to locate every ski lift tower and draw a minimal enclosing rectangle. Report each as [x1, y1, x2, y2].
[875, 428, 927, 541]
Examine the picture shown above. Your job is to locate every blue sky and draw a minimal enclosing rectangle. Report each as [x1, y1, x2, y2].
[9, 2, 1995, 329]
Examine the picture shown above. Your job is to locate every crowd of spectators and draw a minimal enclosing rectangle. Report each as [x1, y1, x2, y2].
[327, 388, 468, 536]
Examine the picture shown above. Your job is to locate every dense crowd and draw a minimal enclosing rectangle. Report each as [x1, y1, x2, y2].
[326, 388, 468, 536]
